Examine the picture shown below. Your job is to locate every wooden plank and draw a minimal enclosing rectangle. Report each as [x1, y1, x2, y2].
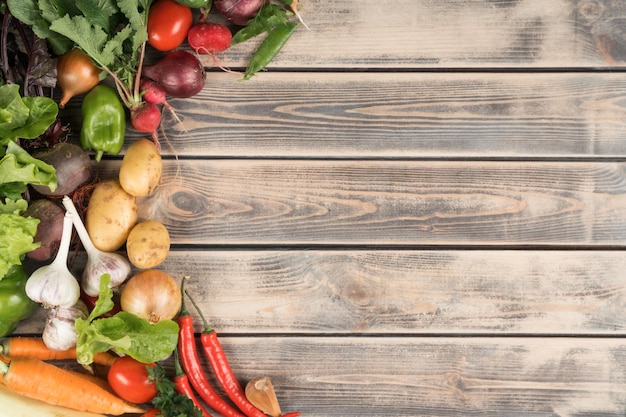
[205, 0, 624, 69]
[100, 71, 626, 159]
[18, 249, 626, 335]
[160, 337, 626, 416]
[91, 159, 626, 245]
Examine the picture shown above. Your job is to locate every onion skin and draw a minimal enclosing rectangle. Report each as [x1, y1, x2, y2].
[120, 270, 181, 324]
[56, 48, 101, 108]
[142, 51, 205, 99]
[215, 0, 264, 26]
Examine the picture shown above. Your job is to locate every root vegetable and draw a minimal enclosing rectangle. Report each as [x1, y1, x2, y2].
[119, 139, 162, 197]
[31, 142, 92, 196]
[126, 220, 170, 269]
[86, 179, 137, 252]
[23, 199, 64, 262]
[142, 51, 205, 99]
[56, 48, 101, 108]
[120, 270, 181, 324]
[214, 0, 264, 26]
[130, 102, 162, 144]
[188, 22, 232, 56]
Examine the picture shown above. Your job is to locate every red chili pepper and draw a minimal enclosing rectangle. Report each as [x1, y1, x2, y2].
[173, 350, 212, 417]
[177, 282, 245, 417]
[281, 413, 302, 417]
[185, 290, 266, 417]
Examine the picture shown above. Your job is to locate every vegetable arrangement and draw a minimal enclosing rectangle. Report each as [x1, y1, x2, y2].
[0, 0, 307, 415]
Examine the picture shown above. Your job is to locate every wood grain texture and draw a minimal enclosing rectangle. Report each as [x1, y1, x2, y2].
[199, 0, 626, 69]
[13, 1, 626, 415]
[91, 159, 626, 245]
[19, 249, 626, 335]
[171, 337, 626, 416]
[105, 71, 626, 158]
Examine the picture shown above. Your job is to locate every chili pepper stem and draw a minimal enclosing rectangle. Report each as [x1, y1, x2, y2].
[184, 289, 214, 334]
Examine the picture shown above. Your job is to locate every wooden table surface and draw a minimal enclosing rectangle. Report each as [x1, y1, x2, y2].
[16, 0, 626, 415]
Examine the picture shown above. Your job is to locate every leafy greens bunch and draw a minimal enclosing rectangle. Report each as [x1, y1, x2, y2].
[7, 0, 153, 109]
[0, 84, 58, 280]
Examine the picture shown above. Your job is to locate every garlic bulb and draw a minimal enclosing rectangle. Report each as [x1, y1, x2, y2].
[43, 300, 88, 350]
[245, 377, 282, 417]
[62, 196, 131, 297]
[25, 212, 80, 308]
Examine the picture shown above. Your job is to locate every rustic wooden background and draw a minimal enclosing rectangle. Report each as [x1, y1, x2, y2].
[16, 0, 626, 415]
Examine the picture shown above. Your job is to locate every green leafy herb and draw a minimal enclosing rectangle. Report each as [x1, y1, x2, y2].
[75, 275, 179, 366]
[7, 0, 152, 108]
[149, 364, 204, 417]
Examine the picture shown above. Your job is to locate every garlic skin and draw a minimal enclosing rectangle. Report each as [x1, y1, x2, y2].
[25, 212, 81, 308]
[81, 252, 131, 297]
[245, 377, 282, 417]
[43, 300, 88, 350]
[62, 196, 131, 297]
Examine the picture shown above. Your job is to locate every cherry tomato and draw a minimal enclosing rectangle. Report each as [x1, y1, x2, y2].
[107, 356, 158, 404]
[147, 0, 193, 52]
[141, 409, 161, 417]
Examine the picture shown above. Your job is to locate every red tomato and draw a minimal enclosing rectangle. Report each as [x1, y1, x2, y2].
[141, 409, 161, 417]
[108, 356, 158, 404]
[147, 0, 193, 51]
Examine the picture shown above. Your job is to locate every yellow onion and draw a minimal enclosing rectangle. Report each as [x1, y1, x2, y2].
[120, 270, 181, 323]
[57, 48, 101, 108]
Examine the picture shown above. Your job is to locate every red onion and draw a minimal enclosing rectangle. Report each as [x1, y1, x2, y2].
[214, 0, 264, 26]
[142, 51, 206, 98]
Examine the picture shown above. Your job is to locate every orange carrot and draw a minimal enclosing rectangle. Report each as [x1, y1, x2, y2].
[0, 337, 117, 366]
[0, 357, 145, 415]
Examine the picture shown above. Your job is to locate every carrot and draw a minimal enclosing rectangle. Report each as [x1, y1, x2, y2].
[0, 357, 145, 415]
[0, 337, 117, 366]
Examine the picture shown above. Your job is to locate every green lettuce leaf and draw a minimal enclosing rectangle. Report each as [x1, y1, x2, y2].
[75, 276, 179, 366]
[0, 198, 40, 279]
[0, 141, 57, 200]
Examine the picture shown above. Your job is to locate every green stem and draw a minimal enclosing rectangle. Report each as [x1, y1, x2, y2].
[0, 360, 8, 376]
[184, 289, 213, 334]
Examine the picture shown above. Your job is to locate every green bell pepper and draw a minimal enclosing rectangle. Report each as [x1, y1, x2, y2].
[80, 84, 126, 162]
[0, 265, 38, 337]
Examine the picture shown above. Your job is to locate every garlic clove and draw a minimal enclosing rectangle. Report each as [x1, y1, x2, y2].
[245, 377, 282, 417]
[42, 300, 88, 350]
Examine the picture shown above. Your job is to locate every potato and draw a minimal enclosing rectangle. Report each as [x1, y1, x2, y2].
[86, 179, 137, 252]
[119, 138, 162, 197]
[126, 220, 170, 269]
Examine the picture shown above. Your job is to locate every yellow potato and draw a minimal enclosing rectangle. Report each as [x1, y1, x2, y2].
[126, 220, 170, 269]
[86, 179, 137, 252]
[119, 138, 162, 197]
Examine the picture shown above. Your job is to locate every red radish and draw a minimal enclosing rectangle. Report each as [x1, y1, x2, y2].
[141, 78, 172, 109]
[187, 22, 232, 69]
[142, 51, 205, 99]
[140, 77, 186, 130]
[131, 102, 162, 148]
[188, 22, 232, 55]
[214, 0, 264, 26]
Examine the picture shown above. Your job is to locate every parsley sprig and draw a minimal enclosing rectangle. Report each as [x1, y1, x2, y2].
[149, 363, 204, 417]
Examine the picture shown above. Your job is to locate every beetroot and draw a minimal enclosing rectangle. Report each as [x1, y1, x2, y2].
[214, 0, 264, 26]
[31, 142, 92, 196]
[23, 199, 65, 261]
[142, 51, 206, 99]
